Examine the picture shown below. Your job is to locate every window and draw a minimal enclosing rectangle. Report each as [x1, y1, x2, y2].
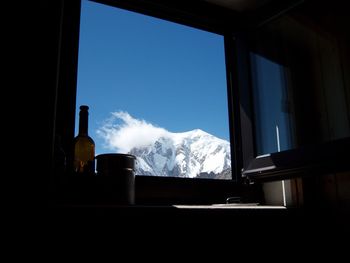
[249, 15, 350, 156]
[242, 0, 350, 183]
[250, 53, 294, 155]
[52, 0, 249, 206]
[76, 0, 232, 180]
[52, 0, 350, 207]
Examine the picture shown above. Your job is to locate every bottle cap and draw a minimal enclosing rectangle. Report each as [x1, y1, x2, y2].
[80, 105, 89, 111]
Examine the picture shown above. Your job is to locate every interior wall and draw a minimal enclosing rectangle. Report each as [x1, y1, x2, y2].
[262, 180, 295, 206]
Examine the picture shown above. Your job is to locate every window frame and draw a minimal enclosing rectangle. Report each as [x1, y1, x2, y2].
[52, 0, 257, 205]
[51, 0, 347, 206]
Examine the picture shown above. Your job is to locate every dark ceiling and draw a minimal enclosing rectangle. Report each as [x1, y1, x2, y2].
[203, 0, 273, 12]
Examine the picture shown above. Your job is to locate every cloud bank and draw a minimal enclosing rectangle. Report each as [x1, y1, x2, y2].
[97, 111, 169, 153]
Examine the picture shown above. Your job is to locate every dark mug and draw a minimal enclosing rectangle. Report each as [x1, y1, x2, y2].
[95, 153, 136, 205]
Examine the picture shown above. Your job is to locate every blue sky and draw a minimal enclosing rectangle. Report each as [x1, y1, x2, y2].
[76, 0, 230, 155]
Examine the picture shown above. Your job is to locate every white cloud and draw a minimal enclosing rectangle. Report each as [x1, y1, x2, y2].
[97, 111, 169, 153]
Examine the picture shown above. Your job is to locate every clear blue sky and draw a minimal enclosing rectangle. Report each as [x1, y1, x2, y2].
[76, 0, 230, 155]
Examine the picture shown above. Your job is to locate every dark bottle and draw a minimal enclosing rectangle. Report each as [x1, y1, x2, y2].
[73, 105, 95, 174]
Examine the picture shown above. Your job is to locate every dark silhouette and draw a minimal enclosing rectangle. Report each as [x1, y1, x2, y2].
[32, 0, 350, 237]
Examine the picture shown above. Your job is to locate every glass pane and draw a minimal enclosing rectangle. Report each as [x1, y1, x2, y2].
[250, 53, 294, 155]
[250, 9, 350, 156]
[76, 0, 231, 179]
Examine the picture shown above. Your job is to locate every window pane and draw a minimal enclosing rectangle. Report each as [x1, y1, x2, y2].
[250, 9, 350, 156]
[250, 53, 294, 155]
[76, 0, 231, 179]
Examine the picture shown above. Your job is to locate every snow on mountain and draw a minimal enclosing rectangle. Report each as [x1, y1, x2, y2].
[129, 129, 231, 179]
[97, 111, 231, 179]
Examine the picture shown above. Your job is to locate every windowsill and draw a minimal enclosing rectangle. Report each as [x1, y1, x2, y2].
[50, 202, 286, 210]
[173, 204, 285, 209]
[50, 173, 262, 206]
[46, 203, 349, 235]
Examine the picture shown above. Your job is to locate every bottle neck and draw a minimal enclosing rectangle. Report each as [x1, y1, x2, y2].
[78, 110, 89, 136]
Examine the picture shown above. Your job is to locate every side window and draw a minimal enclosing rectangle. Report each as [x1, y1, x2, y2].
[76, 0, 232, 179]
[249, 13, 350, 157]
[250, 53, 294, 155]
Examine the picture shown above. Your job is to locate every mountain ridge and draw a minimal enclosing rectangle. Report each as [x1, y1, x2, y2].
[129, 129, 231, 179]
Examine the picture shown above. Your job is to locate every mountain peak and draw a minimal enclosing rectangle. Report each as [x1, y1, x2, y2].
[192, 128, 205, 133]
[190, 128, 208, 135]
[174, 128, 211, 140]
[130, 128, 232, 179]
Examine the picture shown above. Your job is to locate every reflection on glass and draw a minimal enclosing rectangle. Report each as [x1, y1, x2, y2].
[250, 53, 294, 155]
[250, 11, 350, 155]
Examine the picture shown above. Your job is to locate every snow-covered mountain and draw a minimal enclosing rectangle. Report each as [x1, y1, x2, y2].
[129, 129, 231, 179]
